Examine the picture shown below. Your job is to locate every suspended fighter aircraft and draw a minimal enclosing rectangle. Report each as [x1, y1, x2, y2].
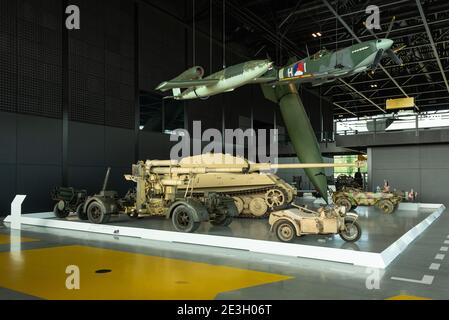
[155, 38, 403, 201]
[156, 38, 402, 99]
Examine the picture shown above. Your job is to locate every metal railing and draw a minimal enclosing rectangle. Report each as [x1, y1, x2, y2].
[335, 111, 449, 136]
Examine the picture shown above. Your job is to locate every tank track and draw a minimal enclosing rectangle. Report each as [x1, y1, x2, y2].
[190, 186, 292, 219]
[224, 186, 290, 219]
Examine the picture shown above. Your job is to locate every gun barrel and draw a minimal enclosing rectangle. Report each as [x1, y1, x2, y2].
[249, 161, 365, 172]
[102, 167, 111, 191]
[148, 161, 365, 175]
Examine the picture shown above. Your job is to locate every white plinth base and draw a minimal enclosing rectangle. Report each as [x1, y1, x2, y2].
[4, 203, 445, 269]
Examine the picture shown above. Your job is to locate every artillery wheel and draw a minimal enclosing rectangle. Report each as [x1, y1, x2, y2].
[53, 202, 70, 219]
[249, 197, 268, 218]
[340, 217, 362, 242]
[274, 220, 296, 243]
[265, 188, 287, 210]
[377, 200, 394, 214]
[87, 201, 110, 224]
[210, 215, 233, 227]
[334, 197, 352, 212]
[76, 203, 88, 221]
[172, 205, 201, 233]
[232, 197, 244, 215]
[128, 210, 139, 219]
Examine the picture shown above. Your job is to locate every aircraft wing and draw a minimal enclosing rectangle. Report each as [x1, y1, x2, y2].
[156, 79, 220, 92]
[248, 76, 278, 84]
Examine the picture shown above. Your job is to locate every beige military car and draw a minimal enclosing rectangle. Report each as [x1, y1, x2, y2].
[269, 204, 361, 243]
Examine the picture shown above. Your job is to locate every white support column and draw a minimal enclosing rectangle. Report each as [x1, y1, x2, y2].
[10, 195, 26, 230]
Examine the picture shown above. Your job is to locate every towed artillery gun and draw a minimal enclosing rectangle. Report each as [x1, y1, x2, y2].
[78, 166, 238, 233]
[125, 153, 365, 223]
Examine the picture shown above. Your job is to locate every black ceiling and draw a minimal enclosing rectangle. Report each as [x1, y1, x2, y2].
[193, 0, 449, 118]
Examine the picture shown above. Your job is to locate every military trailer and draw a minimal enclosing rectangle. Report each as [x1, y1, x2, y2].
[332, 188, 403, 214]
[269, 204, 361, 243]
[51, 187, 87, 220]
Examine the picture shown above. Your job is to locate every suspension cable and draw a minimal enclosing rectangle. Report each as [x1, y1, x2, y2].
[223, 0, 226, 69]
[193, 0, 196, 66]
[210, 0, 213, 72]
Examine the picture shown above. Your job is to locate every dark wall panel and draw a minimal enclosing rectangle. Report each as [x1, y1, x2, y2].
[17, 164, 62, 214]
[0, 112, 17, 164]
[68, 121, 105, 166]
[0, 165, 16, 216]
[0, 0, 17, 114]
[68, 166, 108, 195]
[139, 4, 185, 91]
[17, 115, 62, 165]
[69, 0, 134, 129]
[105, 126, 135, 166]
[17, 0, 62, 119]
[139, 131, 177, 160]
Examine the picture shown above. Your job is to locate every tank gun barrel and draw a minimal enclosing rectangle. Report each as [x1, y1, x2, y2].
[147, 161, 365, 175]
[249, 161, 365, 172]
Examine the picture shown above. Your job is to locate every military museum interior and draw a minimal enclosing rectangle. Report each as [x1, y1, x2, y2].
[0, 0, 449, 305]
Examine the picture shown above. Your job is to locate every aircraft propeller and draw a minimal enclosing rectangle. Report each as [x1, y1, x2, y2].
[364, 16, 406, 72]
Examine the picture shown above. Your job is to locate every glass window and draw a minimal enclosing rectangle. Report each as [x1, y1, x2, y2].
[139, 91, 185, 133]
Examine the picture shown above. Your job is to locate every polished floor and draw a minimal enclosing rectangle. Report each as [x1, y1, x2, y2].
[54, 203, 436, 253]
[0, 204, 448, 300]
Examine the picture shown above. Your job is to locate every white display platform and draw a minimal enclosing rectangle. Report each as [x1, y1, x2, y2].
[4, 202, 445, 269]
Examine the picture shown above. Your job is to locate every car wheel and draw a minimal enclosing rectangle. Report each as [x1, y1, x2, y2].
[87, 201, 109, 224]
[76, 203, 88, 220]
[335, 197, 352, 212]
[274, 220, 296, 243]
[340, 218, 362, 242]
[378, 200, 394, 214]
[172, 205, 201, 233]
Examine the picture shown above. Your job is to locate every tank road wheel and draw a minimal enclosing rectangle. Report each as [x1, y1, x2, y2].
[340, 217, 362, 242]
[87, 201, 110, 224]
[172, 205, 201, 233]
[53, 202, 70, 219]
[232, 197, 244, 215]
[377, 200, 394, 214]
[265, 188, 287, 210]
[274, 220, 296, 243]
[210, 215, 233, 227]
[249, 197, 268, 218]
[334, 197, 352, 213]
[76, 203, 88, 221]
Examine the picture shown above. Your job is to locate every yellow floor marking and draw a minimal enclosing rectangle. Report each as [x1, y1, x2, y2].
[0, 234, 38, 245]
[0, 245, 292, 300]
[387, 295, 432, 300]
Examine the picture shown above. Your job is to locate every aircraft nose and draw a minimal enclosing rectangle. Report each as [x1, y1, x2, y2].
[377, 39, 394, 51]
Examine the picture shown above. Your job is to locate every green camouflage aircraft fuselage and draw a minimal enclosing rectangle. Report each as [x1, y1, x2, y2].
[276, 39, 393, 87]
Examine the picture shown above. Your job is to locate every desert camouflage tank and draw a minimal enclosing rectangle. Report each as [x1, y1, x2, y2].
[173, 153, 364, 218]
[332, 187, 403, 214]
[175, 154, 293, 218]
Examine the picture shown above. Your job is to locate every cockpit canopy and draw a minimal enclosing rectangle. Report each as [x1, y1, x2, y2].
[311, 48, 330, 60]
